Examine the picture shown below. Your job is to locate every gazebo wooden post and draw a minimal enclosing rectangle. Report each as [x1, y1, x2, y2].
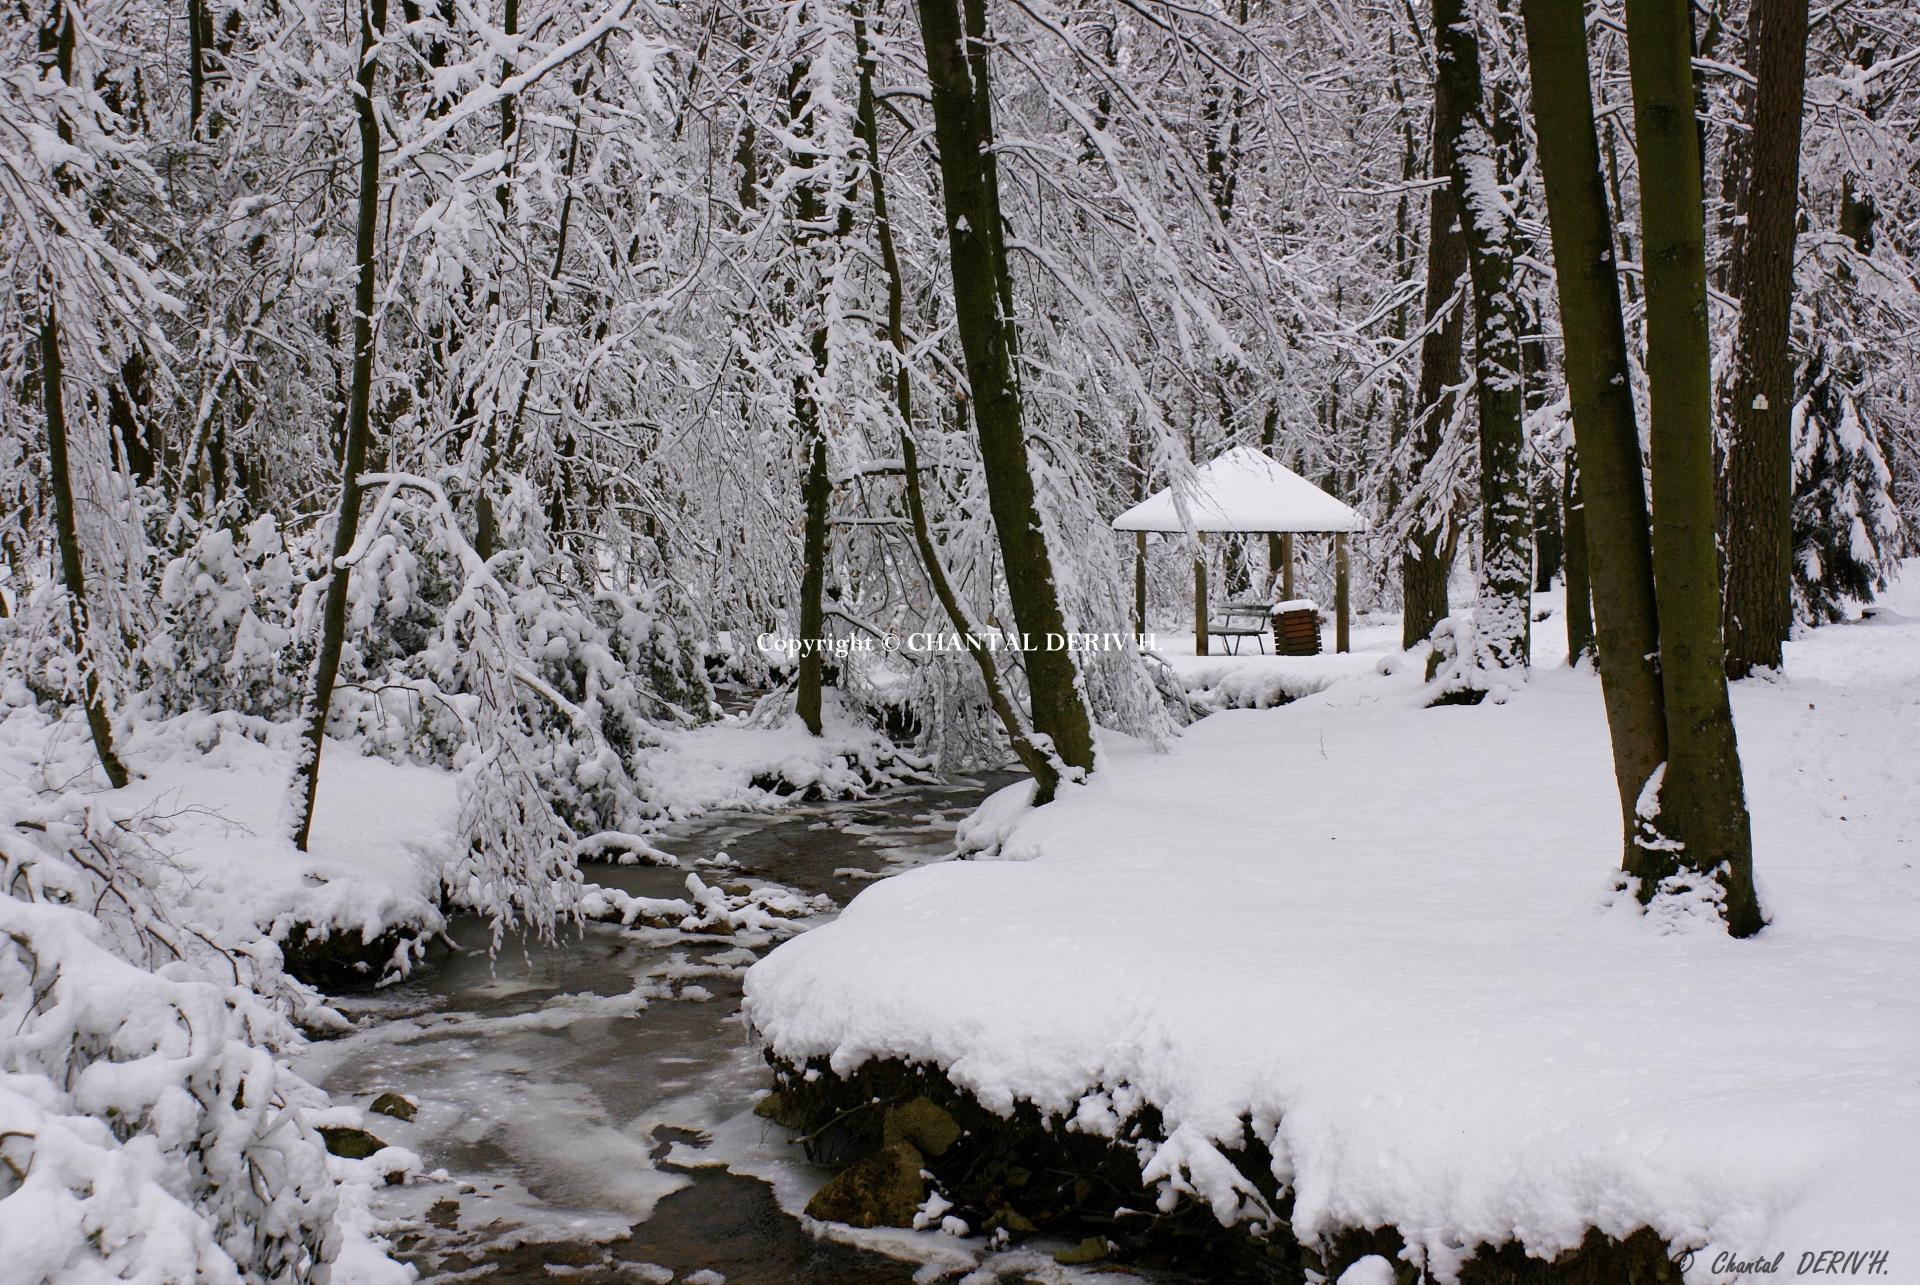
[1280, 532, 1296, 599]
[1134, 531, 1147, 637]
[1194, 532, 1208, 657]
[1334, 532, 1351, 653]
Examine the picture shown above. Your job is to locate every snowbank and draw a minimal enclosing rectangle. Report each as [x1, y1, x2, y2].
[0, 694, 923, 985]
[0, 713, 415, 1281]
[0, 706, 455, 990]
[745, 570, 1920, 1280]
[1152, 614, 1401, 711]
[128, 713, 455, 981]
[1168, 651, 1385, 711]
[638, 693, 932, 819]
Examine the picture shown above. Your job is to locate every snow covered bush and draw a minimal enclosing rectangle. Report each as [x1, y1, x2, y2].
[0, 583, 96, 712]
[316, 487, 710, 765]
[798, 630, 971, 770]
[1423, 610, 1517, 704]
[0, 786, 361, 1281]
[142, 515, 305, 718]
[26, 463, 724, 951]
[314, 476, 716, 941]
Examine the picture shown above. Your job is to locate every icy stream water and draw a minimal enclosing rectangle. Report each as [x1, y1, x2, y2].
[296, 773, 1037, 1283]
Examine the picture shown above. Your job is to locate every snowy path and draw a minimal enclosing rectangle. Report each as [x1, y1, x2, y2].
[746, 571, 1920, 1281]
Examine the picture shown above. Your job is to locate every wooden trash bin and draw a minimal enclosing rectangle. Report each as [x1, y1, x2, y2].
[1271, 598, 1322, 656]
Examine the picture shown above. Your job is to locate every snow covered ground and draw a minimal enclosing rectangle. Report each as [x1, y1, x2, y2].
[746, 567, 1920, 1281]
[0, 694, 922, 976]
[116, 715, 457, 979]
[1151, 612, 1403, 710]
[636, 693, 931, 821]
[0, 707, 427, 1282]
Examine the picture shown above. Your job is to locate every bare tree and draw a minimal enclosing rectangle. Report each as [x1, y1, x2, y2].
[35, 1, 128, 789]
[1434, 0, 1531, 675]
[288, 0, 387, 851]
[912, 0, 1097, 796]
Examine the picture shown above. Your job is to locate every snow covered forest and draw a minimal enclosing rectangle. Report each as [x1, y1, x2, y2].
[2, 0, 1918, 1278]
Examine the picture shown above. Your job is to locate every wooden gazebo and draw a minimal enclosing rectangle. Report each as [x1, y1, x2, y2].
[1113, 446, 1367, 655]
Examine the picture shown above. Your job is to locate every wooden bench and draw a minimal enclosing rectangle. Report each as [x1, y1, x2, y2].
[1206, 601, 1272, 655]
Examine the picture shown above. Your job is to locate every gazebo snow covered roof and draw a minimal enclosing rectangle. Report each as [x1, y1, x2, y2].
[1113, 446, 1366, 655]
[1113, 446, 1366, 535]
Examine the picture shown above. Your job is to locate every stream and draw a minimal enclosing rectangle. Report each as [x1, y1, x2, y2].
[296, 770, 1065, 1284]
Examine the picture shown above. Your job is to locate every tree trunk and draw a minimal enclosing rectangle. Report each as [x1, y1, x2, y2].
[290, 0, 385, 851]
[1518, 0, 1667, 852]
[959, 0, 1017, 348]
[1402, 31, 1469, 651]
[499, 0, 519, 173]
[41, 302, 130, 790]
[471, 0, 523, 561]
[490, 66, 594, 562]
[1533, 474, 1563, 594]
[1562, 456, 1594, 664]
[38, 4, 127, 789]
[794, 407, 831, 734]
[1193, 534, 1208, 657]
[1434, 0, 1531, 673]
[914, 0, 1097, 789]
[1599, 132, 1635, 311]
[1382, 32, 1419, 617]
[1335, 533, 1351, 654]
[789, 29, 838, 736]
[1624, 0, 1762, 935]
[1719, 0, 1808, 678]
[187, 0, 207, 137]
[1129, 421, 1148, 633]
[1258, 404, 1284, 587]
[900, 433, 1061, 797]
[852, 3, 1061, 796]
[1134, 531, 1147, 636]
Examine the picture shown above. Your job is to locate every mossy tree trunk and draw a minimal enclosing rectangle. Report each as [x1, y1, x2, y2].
[290, 0, 385, 851]
[914, 0, 1096, 790]
[1517, 0, 1668, 860]
[1623, 0, 1762, 934]
[1718, 0, 1808, 678]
